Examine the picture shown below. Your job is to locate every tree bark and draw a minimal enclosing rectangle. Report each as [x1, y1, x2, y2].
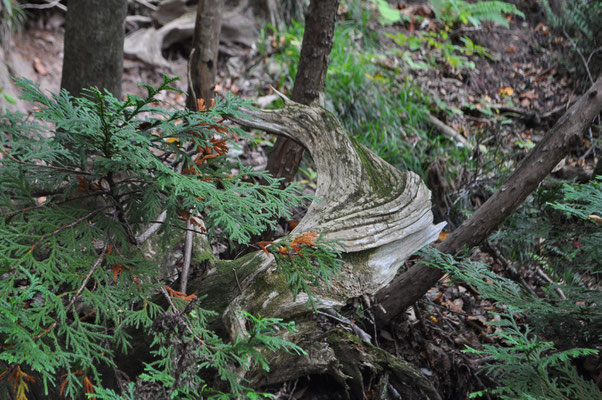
[374, 75, 602, 326]
[61, 0, 127, 98]
[186, 0, 225, 111]
[266, 0, 339, 182]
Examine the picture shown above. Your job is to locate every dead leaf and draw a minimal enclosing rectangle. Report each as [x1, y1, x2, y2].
[499, 86, 514, 96]
[507, 45, 516, 53]
[466, 314, 488, 326]
[112, 264, 126, 281]
[519, 89, 538, 100]
[535, 23, 550, 34]
[588, 215, 602, 224]
[443, 298, 464, 314]
[33, 57, 49, 75]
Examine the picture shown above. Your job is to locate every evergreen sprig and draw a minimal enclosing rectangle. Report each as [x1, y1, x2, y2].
[0, 77, 307, 399]
[269, 232, 343, 310]
[419, 247, 600, 399]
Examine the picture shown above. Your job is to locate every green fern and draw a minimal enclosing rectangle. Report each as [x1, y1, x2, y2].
[429, 0, 525, 28]
[542, 0, 602, 75]
[419, 247, 601, 399]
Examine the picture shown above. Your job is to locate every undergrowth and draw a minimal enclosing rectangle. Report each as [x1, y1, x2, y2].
[421, 177, 602, 398]
[261, 0, 515, 180]
[0, 77, 337, 399]
[263, 17, 446, 177]
[542, 0, 602, 78]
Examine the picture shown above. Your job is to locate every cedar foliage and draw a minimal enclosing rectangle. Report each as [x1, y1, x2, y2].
[0, 76, 311, 399]
[419, 177, 602, 399]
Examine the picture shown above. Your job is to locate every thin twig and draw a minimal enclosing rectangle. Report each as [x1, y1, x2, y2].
[158, 286, 205, 345]
[135, 0, 157, 11]
[586, 47, 602, 69]
[426, 112, 472, 149]
[535, 267, 567, 300]
[136, 210, 167, 244]
[30, 246, 106, 341]
[179, 219, 194, 293]
[187, 48, 197, 110]
[65, 244, 108, 312]
[29, 206, 111, 252]
[2, 152, 94, 175]
[483, 240, 539, 298]
[19, 0, 66, 11]
[563, 29, 594, 84]
[232, 268, 243, 294]
[541, 98, 577, 119]
[136, 163, 184, 245]
[316, 310, 351, 325]
[1, 190, 109, 219]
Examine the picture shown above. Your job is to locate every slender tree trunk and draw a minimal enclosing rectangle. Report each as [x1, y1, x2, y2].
[374, 76, 602, 326]
[186, 0, 225, 111]
[61, 0, 127, 98]
[266, 0, 339, 182]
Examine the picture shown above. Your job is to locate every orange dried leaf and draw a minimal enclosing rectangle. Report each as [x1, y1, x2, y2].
[76, 175, 89, 193]
[257, 241, 273, 255]
[33, 57, 49, 75]
[499, 86, 514, 96]
[83, 375, 95, 399]
[290, 232, 318, 252]
[278, 246, 290, 258]
[438, 232, 450, 242]
[197, 98, 216, 111]
[164, 285, 197, 301]
[209, 137, 229, 155]
[112, 264, 126, 281]
[8, 365, 35, 400]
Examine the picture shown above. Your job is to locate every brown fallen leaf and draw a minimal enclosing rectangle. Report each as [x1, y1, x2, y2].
[33, 57, 49, 75]
[588, 214, 602, 224]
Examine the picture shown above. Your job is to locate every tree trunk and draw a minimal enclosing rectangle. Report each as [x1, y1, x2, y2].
[266, 0, 339, 182]
[186, 0, 225, 111]
[61, 0, 127, 98]
[374, 75, 602, 326]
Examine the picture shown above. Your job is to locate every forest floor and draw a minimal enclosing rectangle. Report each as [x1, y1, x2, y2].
[1, 1, 600, 398]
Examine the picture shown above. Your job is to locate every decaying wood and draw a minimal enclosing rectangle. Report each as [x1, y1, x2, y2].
[374, 75, 602, 326]
[183, 100, 444, 395]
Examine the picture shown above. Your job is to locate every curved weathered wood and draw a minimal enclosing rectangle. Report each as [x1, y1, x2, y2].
[198, 104, 441, 323]
[235, 104, 443, 253]
[187, 101, 443, 393]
